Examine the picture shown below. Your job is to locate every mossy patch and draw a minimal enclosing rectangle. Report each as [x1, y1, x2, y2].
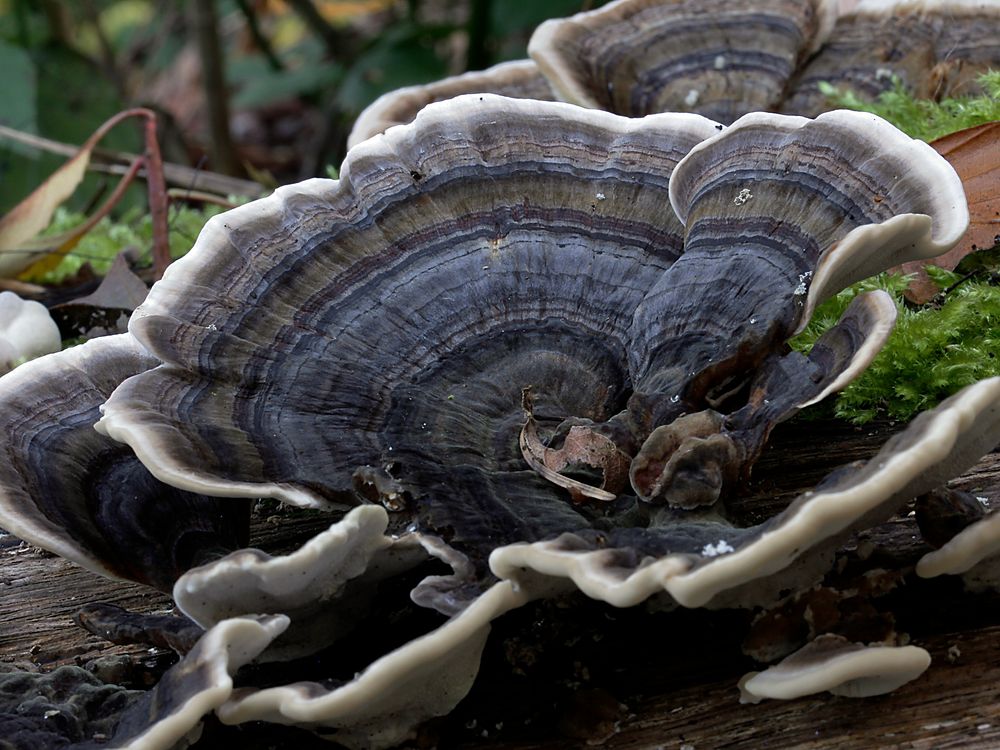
[27, 204, 225, 284]
[791, 270, 1000, 423]
[819, 70, 1000, 142]
[791, 71, 1000, 423]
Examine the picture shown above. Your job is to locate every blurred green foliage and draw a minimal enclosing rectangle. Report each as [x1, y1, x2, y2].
[28, 204, 226, 284]
[0, 0, 608, 214]
[334, 20, 452, 112]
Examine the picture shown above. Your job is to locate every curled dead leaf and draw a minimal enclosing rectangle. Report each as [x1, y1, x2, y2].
[896, 122, 1000, 303]
[519, 388, 629, 503]
[0, 109, 169, 280]
[49, 254, 149, 340]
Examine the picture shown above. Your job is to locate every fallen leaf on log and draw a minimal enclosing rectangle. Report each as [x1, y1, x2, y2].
[897, 122, 1000, 303]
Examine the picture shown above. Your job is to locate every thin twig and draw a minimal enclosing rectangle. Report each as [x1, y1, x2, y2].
[0, 278, 46, 296]
[0, 124, 264, 198]
[3, 109, 170, 279]
[233, 0, 284, 71]
[2, 158, 144, 272]
[466, 0, 493, 71]
[165, 188, 238, 208]
[65, 157, 146, 250]
[141, 113, 171, 280]
[81, 0, 127, 99]
[39, 0, 73, 48]
[285, 0, 344, 58]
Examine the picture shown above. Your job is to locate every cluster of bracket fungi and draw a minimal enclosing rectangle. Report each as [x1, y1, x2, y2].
[2, 0, 1000, 748]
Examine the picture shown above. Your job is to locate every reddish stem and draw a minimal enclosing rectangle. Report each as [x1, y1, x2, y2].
[141, 113, 171, 280]
[74, 107, 173, 279]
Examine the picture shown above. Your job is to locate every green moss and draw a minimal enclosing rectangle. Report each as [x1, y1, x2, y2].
[819, 70, 1000, 142]
[792, 70, 1000, 423]
[28, 203, 224, 284]
[791, 272, 1000, 424]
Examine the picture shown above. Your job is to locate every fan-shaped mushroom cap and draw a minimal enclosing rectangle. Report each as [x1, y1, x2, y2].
[0, 291, 60, 375]
[216, 581, 532, 750]
[107, 615, 288, 749]
[783, 0, 1000, 116]
[347, 59, 554, 149]
[96, 94, 716, 500]
[529, 0, 837, 123]
[173, 505, 430, 660]
[621, 108, 966, 482]
[98, 95, 720, 607]
[0, 334, 247, 592]
[738, 634, 931, 702]
[663, 109, 967, 347]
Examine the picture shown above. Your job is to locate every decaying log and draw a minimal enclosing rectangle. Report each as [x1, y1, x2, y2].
[2, 418, 999, 749]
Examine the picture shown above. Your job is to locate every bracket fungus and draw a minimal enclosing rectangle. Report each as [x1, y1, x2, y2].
[917, 489, 1000, 586]
[0, 333, 248, 593]
[1, 93, 999, 746]
[350, 0, 1000, 145]
[738, 634, 932, 702]
[781, 2, 947, 116]
[783, 0, 1000, 115]
[0, 615, 287, 750]
[172, 505, 430, 660]
[529, 0, 837, 123]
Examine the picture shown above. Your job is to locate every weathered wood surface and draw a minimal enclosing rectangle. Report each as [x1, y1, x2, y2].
[0, 515, 329, 666]
[1, 418, 999, 749]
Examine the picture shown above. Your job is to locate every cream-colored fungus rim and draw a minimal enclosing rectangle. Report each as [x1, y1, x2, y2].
[738, 637, 931, 703]
[347, 59, 549, 149]
[917, 509, 1000, 577]
[492, 378, 1000, 608]
[668, 109, 969, 331]
[117, 615, 289, 750]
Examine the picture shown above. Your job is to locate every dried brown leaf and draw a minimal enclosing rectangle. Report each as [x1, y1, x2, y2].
[0, 109, 165, 280]
[0, 136, 94, 277]
[897, 122, 1000, 303]
[518, 387, 627, 503]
